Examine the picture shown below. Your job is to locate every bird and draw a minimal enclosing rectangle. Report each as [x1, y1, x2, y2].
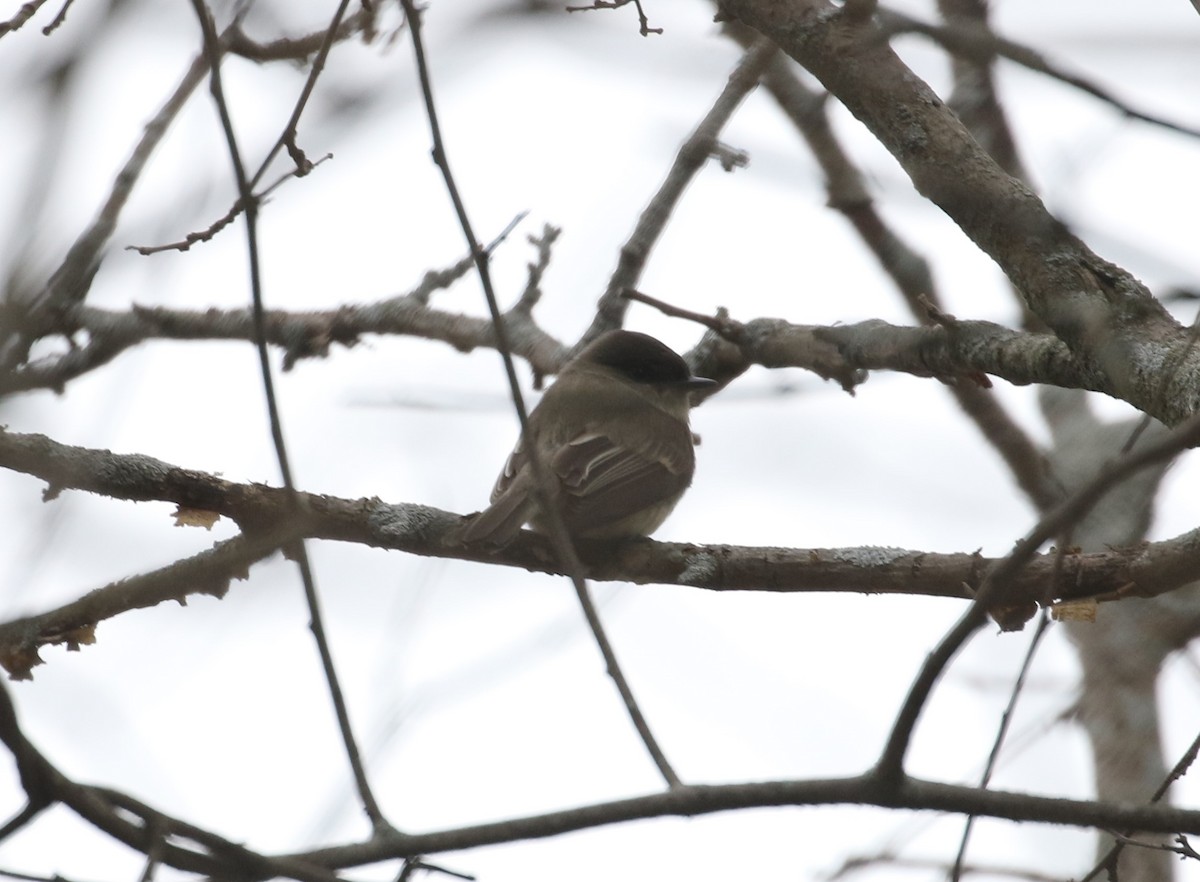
[457, 329, 715, 546]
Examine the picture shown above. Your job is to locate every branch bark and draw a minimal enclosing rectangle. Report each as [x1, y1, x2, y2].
[715, 0, 1200, 425]
[5, 425, 1200, 681]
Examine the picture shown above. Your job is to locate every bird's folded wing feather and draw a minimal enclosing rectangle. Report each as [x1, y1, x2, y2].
[465, 414, 693, 543]
[550, 431, 691, 531]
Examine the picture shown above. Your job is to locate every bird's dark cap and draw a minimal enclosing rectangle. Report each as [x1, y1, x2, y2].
[578, 330, 716, 388]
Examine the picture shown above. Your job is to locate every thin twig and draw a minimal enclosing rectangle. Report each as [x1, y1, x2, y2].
[39, 0, 73, 35]
[950, 610, 1051, 881]
[877, 7, 1200, 140]
[585, 38, 775, 341]
[1077, 728, 1200, 881]
[564, 0, 663, 36]
[0, 0, 51, 37]
[397, 858, 476, 881]
[127, 154, 333, 255]
[399, 0, 682, 789]
[189, 0, 387, 831]
[247, 0, 354, 188]
[512, 224, 561, 316]
[622, 288, 746, 341]
[136, 0, 357, 256]
[825, 852, 1063, 882]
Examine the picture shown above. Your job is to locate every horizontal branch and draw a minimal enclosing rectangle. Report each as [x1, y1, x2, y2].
[287, 773, 1200, 868]
[3, 286, 1135, 422]
[2, 426, 1198, 674]
[1, 261, 569, 396]
[730, 315, 1103, 397]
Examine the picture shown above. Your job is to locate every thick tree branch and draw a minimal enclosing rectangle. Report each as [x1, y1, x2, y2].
[646, 310, 1110, 409]
[4, 425, 1200, 679]
[721, 27, 1060, 509]
[716, 0, 1200, 425]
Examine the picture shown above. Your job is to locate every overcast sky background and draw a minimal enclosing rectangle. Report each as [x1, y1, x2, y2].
[1, 1, 1199, 879]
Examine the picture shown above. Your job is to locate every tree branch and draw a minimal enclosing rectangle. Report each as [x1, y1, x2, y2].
[585, 37, 776, 340]
[281, 774, 1200, 869]
[716, 0, 1200, 425]
[5, 425, 1200, 678]
[1, 219, 555, 395]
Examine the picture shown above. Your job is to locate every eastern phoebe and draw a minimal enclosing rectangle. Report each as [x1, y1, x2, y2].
[458, 330, 715, 546]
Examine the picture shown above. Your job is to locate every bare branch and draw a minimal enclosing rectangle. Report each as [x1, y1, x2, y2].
[1078, 728, 1200, 881]
[0, 680, 344, 881]
[717, 0, 1200, 424]
[281, 775, 1200, 869]
[126, 154, 333, 255]
[0, 532, 287, 681]
[3, 214, 543, 388]
[586, 38, 776, 340]
[6, 427, 1200, 667]
[226, 9, 380, 64]
[950, 612, 1052, 881]
[400, 0, 682, 788]
[722, 25, 1061, 508]
[0, 51, 210, 373]
[246, 0, 357, 188]
[878, 6, 1200, 141]
[564, 0, 663, 36]
[0, 0, 52, 37]
[190, 0, 387, 831]
[875, 405, 1200, 784]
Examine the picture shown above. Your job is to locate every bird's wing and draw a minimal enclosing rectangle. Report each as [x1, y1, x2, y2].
[549, 429, 692, 535]
[462, 409, 694, 544]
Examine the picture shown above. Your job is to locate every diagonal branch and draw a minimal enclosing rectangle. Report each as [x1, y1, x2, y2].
[0, 531, 287, 681]
[189, 0, 387, 831]
[585, 37, 776, 341]
[0, 679, 345, 881]
[399, 0, 682, 788]
[0, 48, 211, 374]
[723, 25, 1061, 509]
[1, 216, 550, 396]
[717, 0, 1200, 425]
[877, 6, 1200, 140]
[874, 405, 1200, 785]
